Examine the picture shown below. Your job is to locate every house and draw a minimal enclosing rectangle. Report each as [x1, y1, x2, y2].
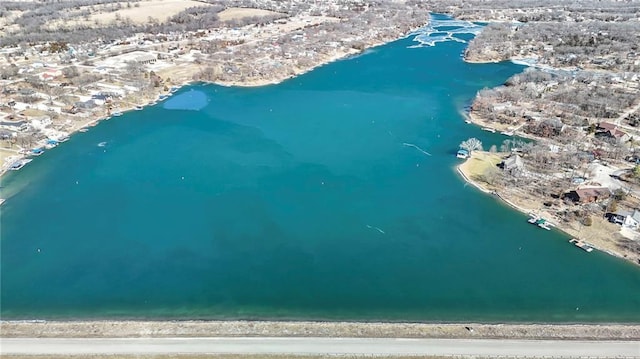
[563, 186, 611, 203]
[499, 154, 524, 174]
[133, 53, 156, 65]
[609, 209, 640, 229]
[74, 100, 97, 110]
[623, 210, 640, 230]
[596, 122, 629, 143]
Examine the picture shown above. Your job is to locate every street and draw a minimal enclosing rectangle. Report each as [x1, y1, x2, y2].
[2, 337, 639, 357]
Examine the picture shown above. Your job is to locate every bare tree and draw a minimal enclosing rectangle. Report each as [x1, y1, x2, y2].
[459, 138, 483, 153]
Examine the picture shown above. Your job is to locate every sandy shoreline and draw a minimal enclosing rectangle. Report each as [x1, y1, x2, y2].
[2, 320, 639, 340]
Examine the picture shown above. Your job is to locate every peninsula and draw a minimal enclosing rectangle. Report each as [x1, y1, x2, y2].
[447, 0, 640, 265]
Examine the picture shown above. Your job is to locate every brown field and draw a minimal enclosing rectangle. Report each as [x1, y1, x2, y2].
[217, 7, 284, 22]
[46, 0, 208, 29]
[0, 147, 19, 166]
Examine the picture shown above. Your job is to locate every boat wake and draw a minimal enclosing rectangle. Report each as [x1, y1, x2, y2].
[409, 16, 484, 48]
[402, 143, 432, 156]
[366, 225, 385, 234]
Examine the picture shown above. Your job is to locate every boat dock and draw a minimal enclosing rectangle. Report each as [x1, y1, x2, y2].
[527, 214, 555, 230]
[569, 238, 594, 253]
[9, 158, 33, 171]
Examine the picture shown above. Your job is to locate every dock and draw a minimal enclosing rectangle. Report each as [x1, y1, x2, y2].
[527, 214, 555, 230]
[569, 238, 594, 253]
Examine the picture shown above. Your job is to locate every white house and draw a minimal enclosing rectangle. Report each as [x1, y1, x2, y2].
[30, 116, 52, 130]
[623, 209, 640, 230]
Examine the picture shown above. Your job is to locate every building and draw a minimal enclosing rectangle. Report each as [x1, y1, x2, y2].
[563, 186, 611, 203]
[596, 122, 629, 143]
[133, 53, 156, 65]
[609, 209, 640, 230]
[499, 154, 524, 174]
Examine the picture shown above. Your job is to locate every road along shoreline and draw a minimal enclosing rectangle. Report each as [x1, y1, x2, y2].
[2, 337, 640, 357]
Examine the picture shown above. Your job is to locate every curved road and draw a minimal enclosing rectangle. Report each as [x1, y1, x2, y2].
[2, 337, 639, 357]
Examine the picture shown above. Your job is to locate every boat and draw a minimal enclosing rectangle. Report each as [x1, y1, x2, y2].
[78, 128, 89, 132]
[482, 127, 496, 133]
[569, 238, 594, 252]
[456, 149, 469, 159]
[112, 111, 123, 117]
[0, 198, 5, 206]
[30, 148, 44, 156]
[135, 105, 143, 110]
[527, 214, 539, 224]
[464, 119, 472, 124]
[500, 131, 514, 136]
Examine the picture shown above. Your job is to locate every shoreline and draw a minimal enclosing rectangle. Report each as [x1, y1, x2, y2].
[0, 23, 426, 181]
[456, 151, 639, 266]
[2, 320, 639, 339]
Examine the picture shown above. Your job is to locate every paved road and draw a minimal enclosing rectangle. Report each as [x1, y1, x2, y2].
[2, 337, 639, 357]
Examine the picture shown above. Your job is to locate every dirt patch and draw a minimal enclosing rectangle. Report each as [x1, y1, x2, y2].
[217, 7, 284, 22]
[459, 151, 502, 189]
[20, 108, 48, 117]
[0, 148, 19, 166]
[2, 320, 640, 340]
[47, 0, 207, 29]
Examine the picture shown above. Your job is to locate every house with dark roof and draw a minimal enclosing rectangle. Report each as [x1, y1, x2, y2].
[563, 186, 611, 203]
[596, 122, 629, 143]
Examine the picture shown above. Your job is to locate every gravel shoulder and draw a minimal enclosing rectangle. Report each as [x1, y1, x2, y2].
[2, 320, 639, 340]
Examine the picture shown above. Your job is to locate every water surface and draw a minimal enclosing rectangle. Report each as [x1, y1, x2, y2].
[2, 16, 639, 322]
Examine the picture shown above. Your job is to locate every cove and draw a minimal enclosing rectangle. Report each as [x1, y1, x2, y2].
[2, 17, 640, 322]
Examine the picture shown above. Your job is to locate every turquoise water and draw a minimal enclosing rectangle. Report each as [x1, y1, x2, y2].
[2, 19, 640, 322]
